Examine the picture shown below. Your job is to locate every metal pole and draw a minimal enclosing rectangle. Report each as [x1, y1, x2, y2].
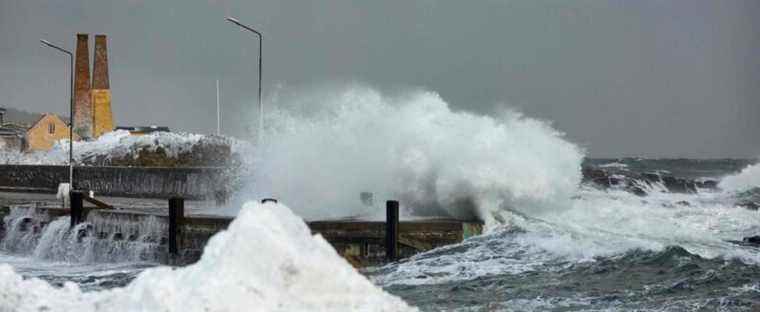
[40, 39, 74, 190]
[216, 79, 220, 136]
[257, 34, 263, 145]
[225, 17, 263, 144]
[69, 52, 74, 190]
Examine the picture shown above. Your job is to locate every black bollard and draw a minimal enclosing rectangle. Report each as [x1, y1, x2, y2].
[261, 198, 278, 204]
[168, 197, 185, 256]
[70, 191, 84, 228]
[386, 200, 399, 261]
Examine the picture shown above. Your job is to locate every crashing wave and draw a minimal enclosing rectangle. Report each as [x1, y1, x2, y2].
[720, 161, 760, 192]
[247, 85, 583, 227]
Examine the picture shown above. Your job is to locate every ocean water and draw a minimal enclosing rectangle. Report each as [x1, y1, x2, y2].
[1, 87, 760, 311]
[369, 158, 760, 311]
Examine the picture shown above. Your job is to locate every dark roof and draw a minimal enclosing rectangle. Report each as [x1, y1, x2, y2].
[0, 108, 43, 127]
[0, 126, 24, 137]
[115, 126, 171, 133]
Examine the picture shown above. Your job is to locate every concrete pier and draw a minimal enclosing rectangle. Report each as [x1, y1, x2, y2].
[0, 200, 483, 267]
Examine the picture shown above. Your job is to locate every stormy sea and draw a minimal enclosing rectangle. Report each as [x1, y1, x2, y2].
[1, 87, 759, 311]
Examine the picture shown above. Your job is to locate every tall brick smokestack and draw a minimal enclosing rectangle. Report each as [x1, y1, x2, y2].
[74, 33, 92, 139]
[92, 35, 109, 90]
[91, 34, 113, 138]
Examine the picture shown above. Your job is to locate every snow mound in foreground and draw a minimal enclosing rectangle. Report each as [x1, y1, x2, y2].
[0, 201, 415, 312]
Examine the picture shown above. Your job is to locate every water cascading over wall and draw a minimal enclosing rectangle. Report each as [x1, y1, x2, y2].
[0, 205, 166, 263]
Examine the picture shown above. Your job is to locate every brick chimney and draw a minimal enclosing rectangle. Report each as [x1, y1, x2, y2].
[91, 34, 113, 138]
[74, 33, 92, 139]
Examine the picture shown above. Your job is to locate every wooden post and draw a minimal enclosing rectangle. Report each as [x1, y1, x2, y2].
[70, 191, 84, 228]
[386, 200, 399, 261]
[168, 197, 185, 256]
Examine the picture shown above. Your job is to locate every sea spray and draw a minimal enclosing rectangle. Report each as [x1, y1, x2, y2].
[0, 201, 415, 311]
[719, 160, 760, 192]
[246, 85, 583, 227]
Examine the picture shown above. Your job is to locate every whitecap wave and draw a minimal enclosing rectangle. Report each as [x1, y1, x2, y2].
[719, 161, 760, 192]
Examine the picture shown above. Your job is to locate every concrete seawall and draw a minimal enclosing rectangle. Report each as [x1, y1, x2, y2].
[0, 165, 229, 199]
[0, 204, 483, 267]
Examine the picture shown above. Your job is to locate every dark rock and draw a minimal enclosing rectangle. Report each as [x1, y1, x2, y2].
[592, 177, 611, 188]
[743, 235, 760, 245]
[738, 202, 759, 211]
[627, 186, 647, 197]
[696, 180, 718, 189]
[583, 168, 609, 181]
[662, 176, 697, 193]
[676, 201, 691, 207]
[641, 172, 661, 183]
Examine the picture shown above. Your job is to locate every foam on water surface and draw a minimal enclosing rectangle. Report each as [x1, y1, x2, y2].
[0, 202, 415, 311]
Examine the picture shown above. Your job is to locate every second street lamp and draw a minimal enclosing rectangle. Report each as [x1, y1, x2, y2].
[40, 39, 75, 191]
[226, 17, 263, 145]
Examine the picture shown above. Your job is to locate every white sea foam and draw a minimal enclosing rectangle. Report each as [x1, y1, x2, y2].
[599, 162, 628, 169]
[719, 161, 760, 192]
[0, 201, 415, 312]
[246, 85, 583, 225]
[375, 186, 760, 287]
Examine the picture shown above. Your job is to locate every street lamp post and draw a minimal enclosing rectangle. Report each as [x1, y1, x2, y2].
[40, 39, 74, 190]
[225, 17, 263, 144]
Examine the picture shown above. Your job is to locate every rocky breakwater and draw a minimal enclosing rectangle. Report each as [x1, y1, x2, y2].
[75, 131, 234, 168]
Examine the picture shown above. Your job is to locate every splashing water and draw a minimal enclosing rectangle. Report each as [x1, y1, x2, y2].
[720, 161, 760, 192]
[246, 85, 583, 226]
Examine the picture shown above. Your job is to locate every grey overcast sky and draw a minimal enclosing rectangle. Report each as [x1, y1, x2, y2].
[0, 0, 758, 158]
